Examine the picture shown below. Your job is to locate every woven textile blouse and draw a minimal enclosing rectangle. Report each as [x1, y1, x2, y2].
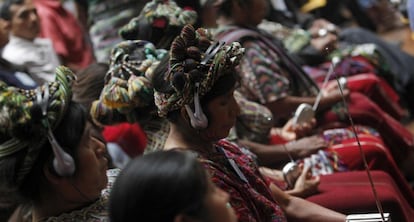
[15, 169, 119, 222]
[198, 139, 287, 222]
[214, 26, 318, 108]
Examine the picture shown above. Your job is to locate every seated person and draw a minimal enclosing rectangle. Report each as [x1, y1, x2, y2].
[0, 66, 115, 221]
[72, 63, 147, 168]
[213, 0, 414, 180]
[110, 149, 237, 222]
[154, 23, 347, 222]
[89, 40, 169, 154]
[233, 91, 414, 205]
[154, 24, 411, 222]
[0, 12, 36, 89]
[73, 0, 150, 63]
[91, 0, 197, 153]
[266, 0, 414, 113]
[0, 0, 60, 85]
[34, 0, 95, 72]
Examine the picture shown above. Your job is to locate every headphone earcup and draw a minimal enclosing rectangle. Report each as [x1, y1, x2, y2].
[185, 105, 208, 129]
[53, 150, 75, 177]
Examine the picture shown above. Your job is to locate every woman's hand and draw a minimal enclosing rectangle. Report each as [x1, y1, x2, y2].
[290, 163, 320, 198]
[310, 33, 338, 54]
[277, 118, 317, 140]
[288, 136, 328, 158]
[309, 18, 340, 36]
[319, 87, 350, 110]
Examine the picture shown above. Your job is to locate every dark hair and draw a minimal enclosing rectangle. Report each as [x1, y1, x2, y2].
[72, 63, 109, 111]
[0, 0, 24, 21]
[109, 149, 210, 222]
[216, 0, 250, 18]
[0, 101, 87, 204]
[201, 70, 239, 104]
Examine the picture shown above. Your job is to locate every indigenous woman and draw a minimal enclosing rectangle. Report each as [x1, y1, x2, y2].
[0, 66, 115, 221]
[212, 0, 414, 180]
[152, 23, 414, 222]
[110, 149, 237, 222]
[91, 0, 198, 153]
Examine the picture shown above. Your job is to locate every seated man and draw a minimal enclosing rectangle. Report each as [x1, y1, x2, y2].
[0, 0, 60, 85]
[0, 13, 36, 89]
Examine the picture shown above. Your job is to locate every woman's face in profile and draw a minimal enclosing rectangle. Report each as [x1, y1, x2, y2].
[70, 122, 109, 201]
[203, 88, 240, 141]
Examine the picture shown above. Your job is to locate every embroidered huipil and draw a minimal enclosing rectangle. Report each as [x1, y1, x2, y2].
[198, 139, 287, 222]
[19, 169, 119, 222]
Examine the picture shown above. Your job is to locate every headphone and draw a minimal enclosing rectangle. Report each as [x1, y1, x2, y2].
[35, 86, 76, 177]
[185, 105, 208, 129]
[48, 128, 76, 177]
[185, 82, 208, 129]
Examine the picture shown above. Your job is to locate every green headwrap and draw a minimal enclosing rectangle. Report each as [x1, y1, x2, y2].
[0, 66, 76, 184]
[91, 40, 167, 124]
[154, 24, 245, 117]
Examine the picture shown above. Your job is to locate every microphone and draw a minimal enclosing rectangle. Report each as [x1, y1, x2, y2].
[292, 56, 340, 125]
[334, 72, 390, 221]
[281, 142, 301, 189]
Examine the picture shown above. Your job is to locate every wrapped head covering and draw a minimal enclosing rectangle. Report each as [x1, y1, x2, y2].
[154, 24, 244, 117]
[91, 40, 168, 124]
[0, 66, 76, 184]
[119, 0, 197, 41]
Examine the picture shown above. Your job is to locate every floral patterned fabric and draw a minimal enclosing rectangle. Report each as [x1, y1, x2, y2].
[198, 139, 287, 222]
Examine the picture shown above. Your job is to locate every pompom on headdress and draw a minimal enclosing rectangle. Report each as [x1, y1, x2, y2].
[119, 0, 197, 41]
[0, 66, 76, 183]
[154, 24, 244, 124]
[91, 40, 167, 124]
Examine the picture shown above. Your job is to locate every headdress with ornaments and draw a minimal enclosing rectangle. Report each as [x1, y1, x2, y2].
[0, 66, 76, 184]
[91, 40, 167, 125]
[119, 0, 197, 41]
[154, 24, 244, 128]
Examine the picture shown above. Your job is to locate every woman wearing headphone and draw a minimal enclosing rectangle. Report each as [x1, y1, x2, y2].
[0, 66, 114, 221]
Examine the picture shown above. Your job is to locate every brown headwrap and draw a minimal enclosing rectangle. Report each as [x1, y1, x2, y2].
[0, 66, 76, 184]
[119, 0, 197, 41]
[91, 40, 167, 124]
[154, 24, 244, 117]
